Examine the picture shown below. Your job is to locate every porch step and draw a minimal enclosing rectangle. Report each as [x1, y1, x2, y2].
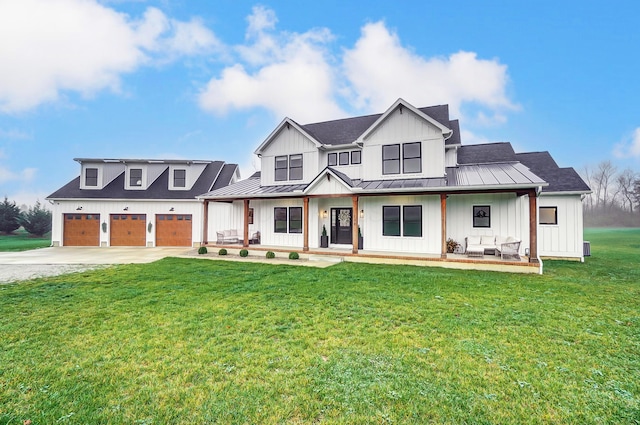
[308, 255, 344, 263]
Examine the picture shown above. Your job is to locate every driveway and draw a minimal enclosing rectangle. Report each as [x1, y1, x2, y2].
[0, 247, 191, 284]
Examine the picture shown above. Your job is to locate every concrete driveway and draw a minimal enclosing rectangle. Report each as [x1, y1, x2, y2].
[0, 247, 191, 283]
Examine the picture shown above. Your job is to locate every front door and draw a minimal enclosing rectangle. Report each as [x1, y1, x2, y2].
[330, 208, 352, 245]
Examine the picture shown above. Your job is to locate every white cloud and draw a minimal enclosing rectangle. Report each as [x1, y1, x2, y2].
[613, 128, 640, 159]
[0, 165, 37, 184]
[0, 128, 32, 140]
[198, 6, 345, 123]
[343, 22, 516, 118]
[0, 0, 219, 113]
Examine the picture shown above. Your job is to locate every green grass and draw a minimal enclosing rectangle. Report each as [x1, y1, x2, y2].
[1, 229, 638, 424]
[0, 228, 50, 252]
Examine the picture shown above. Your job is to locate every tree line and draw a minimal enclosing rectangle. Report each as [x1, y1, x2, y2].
[582, 161, 640, 227]
[0, 197, 52, 236]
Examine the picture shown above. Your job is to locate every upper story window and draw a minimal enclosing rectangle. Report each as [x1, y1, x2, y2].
[174, 169, 186, 188]
[328, 150, 362, 167]
[289, 154, 303, 180]
[275, 154, 303, 181]
[403, 142, 422, 173]
[383, 142, 422, 175]
[382, 145, 400, 174]
[85, 168, 98, 186]
[275, 156, 288, 181]
[130, 168, 142, 187]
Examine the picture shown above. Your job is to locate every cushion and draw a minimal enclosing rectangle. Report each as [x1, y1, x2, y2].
[495, 236, 507, 245]
[467, 236, 481, 245]
[506, 236, 516, 243]
[481, 235, 495, 246]
[223, 229, 232, 237]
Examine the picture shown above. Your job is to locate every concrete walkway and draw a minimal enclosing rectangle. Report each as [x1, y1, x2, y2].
[0, 247, 190, 283]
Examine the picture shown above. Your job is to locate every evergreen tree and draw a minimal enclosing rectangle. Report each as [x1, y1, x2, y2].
[0, 196, 21, 234]
[19, 201, 52, 237]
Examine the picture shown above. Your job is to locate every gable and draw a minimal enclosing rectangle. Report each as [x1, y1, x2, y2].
[362, 105, 445, 145]
[305, 170, 353, 196]
[259, 123, 320, 157]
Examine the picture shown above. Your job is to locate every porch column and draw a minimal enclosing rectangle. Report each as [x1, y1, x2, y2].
[303, 197, 309, 252]
[243, 199, 250, 248]
[202, 200, 209, 245]
[440, 194, 447, 259]
[352, 195, 359, 254]
[528, 189, 539, 263]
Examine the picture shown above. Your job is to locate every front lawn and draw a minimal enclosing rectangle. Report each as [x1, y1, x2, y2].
[0, 229, 638, 424]
[0, 228, 50, 252]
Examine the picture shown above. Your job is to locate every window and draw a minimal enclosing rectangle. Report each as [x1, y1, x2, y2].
[130, 168, 142, 187]
[289, 207, 302, 233]
[383, 206, 401, 236]
[328, 153, 337, 166]
[382, 144, 400, 174]
[174, 169, 186, 187]
[275, 156, 288, 181]
[351, 150, 361, 164]
[85, 168, 98, 186]
[473, 205, 491, 228]
[403, 206, 422, 237]
[289, 154, 303, 180]
[403, 142, 422, 173]
[339, 152, 350, 165]
[274, 207, 287, 233]
[248, 208, 254, 225]
[540, 207, 558, 225]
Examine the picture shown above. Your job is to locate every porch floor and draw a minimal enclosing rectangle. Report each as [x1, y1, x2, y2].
[204, 243, 542, 274]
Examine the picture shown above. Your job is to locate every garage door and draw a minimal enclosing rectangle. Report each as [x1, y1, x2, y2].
[110, 214, 146, 246]
[156, 214, 192, 246]
[63, 214, 100, 246]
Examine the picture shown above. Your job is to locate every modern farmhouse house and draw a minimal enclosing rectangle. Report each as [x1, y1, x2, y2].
[47, 159, 239, 247]
[199, 99, 590, 273]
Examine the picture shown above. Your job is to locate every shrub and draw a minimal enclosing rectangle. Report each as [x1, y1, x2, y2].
[198, 246, 207, 255]
[266, 251, 275, 259]
[288, 252, 299, 260]
[218, 248, 228, 255]
[19, 201, 51, 237]
[446, 238, 459, 253]
[239, 249, 249, 257]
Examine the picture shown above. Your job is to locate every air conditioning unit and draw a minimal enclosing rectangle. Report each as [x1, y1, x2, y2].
[583, 241, 591, 257]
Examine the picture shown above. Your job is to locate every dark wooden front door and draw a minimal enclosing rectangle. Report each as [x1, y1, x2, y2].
[330, 208, 352, 244]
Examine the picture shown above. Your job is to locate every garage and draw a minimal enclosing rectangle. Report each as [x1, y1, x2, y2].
[110, 214, 146, 246]
[155, 214, 193, 246]
[63, 214, 100, 246]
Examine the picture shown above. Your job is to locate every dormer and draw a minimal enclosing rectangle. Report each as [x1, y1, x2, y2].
[76, 159, 124, 190]
[168, 162, 208, 190]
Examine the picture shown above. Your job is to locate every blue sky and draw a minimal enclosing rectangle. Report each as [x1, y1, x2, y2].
[1, 0, 639, 206]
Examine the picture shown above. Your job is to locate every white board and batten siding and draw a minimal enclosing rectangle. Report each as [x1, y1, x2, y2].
[538, 194, 584, 260]
[361, 107, 446, 181]
[360, 195, 442, 254]
[51, 200, 207, 247]
[446, 193, 530, 254]
[260, 127, 319, 186]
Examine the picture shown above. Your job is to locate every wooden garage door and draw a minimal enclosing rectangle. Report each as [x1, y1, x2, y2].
[110, 214, 146, 246]
[63, 214, 100, 246]
[156, 214, 192, 246]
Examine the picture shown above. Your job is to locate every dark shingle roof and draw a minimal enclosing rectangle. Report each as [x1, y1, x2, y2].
[457, 142, 517, 164]
[515, 152, 590, 193]
[299, 104, 455, 146]
[47, 161, 237, 200]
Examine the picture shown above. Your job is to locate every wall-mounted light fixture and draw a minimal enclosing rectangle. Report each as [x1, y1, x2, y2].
[169, 207, 175, 212]
[322, 210, 328, 218]
[76, 206, 83, 211]
[359, 209, 364, 218]
[123, 207, 129, 211]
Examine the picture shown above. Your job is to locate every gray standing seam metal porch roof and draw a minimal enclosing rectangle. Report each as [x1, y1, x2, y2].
[198, 161, 547, 200]
[47, 161, 237, 200]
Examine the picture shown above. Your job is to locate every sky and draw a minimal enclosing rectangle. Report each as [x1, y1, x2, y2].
[1, 0, 639, 206]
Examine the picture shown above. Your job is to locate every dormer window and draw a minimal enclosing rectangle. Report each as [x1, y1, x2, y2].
[174, 169, 186, 187]
[130, 168, 142, 187]
[85, 168, 98, 186]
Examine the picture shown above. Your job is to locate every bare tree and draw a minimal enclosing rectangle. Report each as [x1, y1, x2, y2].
[616, 169, 636, 212]
[591, 161, 618, 209]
